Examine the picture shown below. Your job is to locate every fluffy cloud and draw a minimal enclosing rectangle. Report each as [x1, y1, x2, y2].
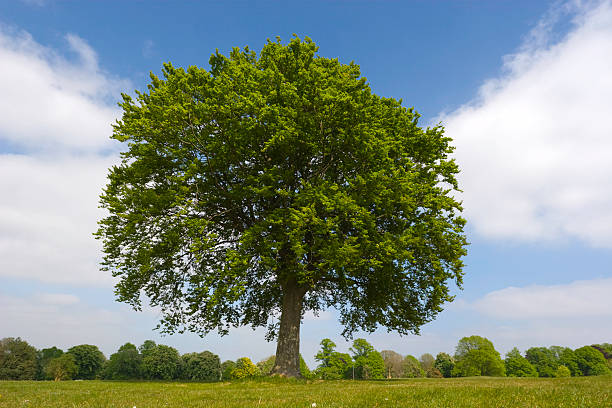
[0, 28, 124, 286]
[472, 278, 612, 319]
[0, 27, 126, 152]
[443, 0, 612, 247]
[0, 154, 116, 286]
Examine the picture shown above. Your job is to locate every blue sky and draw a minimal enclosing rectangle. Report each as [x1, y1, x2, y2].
[1, 0, 611, 368]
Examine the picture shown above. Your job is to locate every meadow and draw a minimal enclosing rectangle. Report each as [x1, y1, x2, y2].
[0, 376, 611, 408]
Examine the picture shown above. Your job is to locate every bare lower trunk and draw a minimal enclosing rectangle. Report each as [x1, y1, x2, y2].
[271, 279, 305, 377]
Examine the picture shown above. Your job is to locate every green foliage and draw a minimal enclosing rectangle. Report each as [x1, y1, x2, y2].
[36, 347, 64, 380]
[591, 344, 612, 371]
[426, 366, 444, 378]
[140, 343, 182, 380]
[299, 355, 312, 379]
[257, 355, 276, 376]
[314, 339, 352, 379]
[182, 351, 221, 381]
[452, 336, 505, 377]
[0, 337, 37, 380]
[67, 344, 106, 380]
[525, 347, 558, 378]
[555, 365, 571, 378]
[139, 340, 156, 355]
[591, 343, 612, 360]
[559, 348, 580, 377]
[402, 355, 425, 378]
[231, 357, 260, 379]
[505, 348, 538, 378]
[381, 350, 404, 378]
[349, 338, 384, 379]
[434, 352, 455, 378]
[102, 343, 142, 380]
[574, 346, 610, 376]
[419, 353, 435, 372]
[45, 354, 77, 381]
[96, 36, 467, 373]
[220, 360, 236, 381]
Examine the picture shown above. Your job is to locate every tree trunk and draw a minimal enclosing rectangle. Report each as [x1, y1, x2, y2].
[271, 279, 305, 377]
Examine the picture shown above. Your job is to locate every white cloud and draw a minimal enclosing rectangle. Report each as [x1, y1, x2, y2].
[0, 154, 117, 286]
[443, 0, 612, 247]
[472, 278, 612, 319]
[0, 27, 125, 286]
[445, 277, 612, 354]
[0, 27, 127, 152]
[37, 293, 80, 306]
[0, 292, 140, 355]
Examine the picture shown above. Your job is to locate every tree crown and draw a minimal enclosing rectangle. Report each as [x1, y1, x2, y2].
[96, 36, 467, 341]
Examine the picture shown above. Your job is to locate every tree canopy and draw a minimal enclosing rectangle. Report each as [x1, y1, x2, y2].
[381, 350, 404, 378]
[504, 348, 537, 378]
[434, 352, 454, 378]
[525, 347, 558, 378]
[0, 337, 37, 380]
[96, 36, 467, 376]
[182, 351, 221, 381]
[45, 354, 77, 381]
[314, 338, 352, 379]
[574, 346, 610, 376]
[103, 343, 142, 380]
[140, 343, 182, 380]
[350, 338, 384, 379]
[66, 345, 106, 380]
[402, 355, 425, 378]
[452, 336, 505, 377]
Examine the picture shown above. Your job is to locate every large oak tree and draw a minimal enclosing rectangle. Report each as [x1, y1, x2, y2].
[96, 37, 467, 377]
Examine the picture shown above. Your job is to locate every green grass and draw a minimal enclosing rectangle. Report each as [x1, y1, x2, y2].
[0, 377, 611, 407]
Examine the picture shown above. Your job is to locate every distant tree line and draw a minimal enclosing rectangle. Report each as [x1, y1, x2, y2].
[1, 336, 610, 381]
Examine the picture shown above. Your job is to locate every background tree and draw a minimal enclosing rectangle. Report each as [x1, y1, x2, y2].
[256, 355, 276, 376]
[314, 339, 351, 379]
[350, 338, 384, 379]
[434, 352, 454, 378]
[591, 343, 612, 370]
[67, 344, 106, 380]
[0, 337, 37, 380]
[504, 348, 537, 377]
[452, 336, 505, 377]
[419, 353, 435, 372]
[220, 360, 236, 381]
[141, 343, 182, 380]
[574, 346, 609, 376]
[381, 350, 404, 378]
[558, 348, 580, 377]
[525, 347, 558, 378]
[299, 355, 313, 379]
[402, 355, 425, 378]
[426, 366, 443, 378]
[182, 350, 221, 381]
[96, 36, 467, 377]
[139, 340, 157, 355]
[36, 347, 64, 380]
[555, 365, 571, 378]
[103, 343, 142, 380]
[231, 357, 260, 379]
[45, 354, 77, 381]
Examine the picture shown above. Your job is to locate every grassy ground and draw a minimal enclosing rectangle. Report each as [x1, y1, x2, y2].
[0, 376, 611, 408]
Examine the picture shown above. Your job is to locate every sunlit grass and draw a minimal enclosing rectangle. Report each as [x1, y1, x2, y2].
[0, 376, 610, 407]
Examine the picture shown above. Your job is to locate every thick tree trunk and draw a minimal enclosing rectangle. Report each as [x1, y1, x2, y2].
[271, 279, 305, 377]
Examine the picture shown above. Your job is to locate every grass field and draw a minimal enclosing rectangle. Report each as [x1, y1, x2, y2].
[0, 377, 611, 408]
